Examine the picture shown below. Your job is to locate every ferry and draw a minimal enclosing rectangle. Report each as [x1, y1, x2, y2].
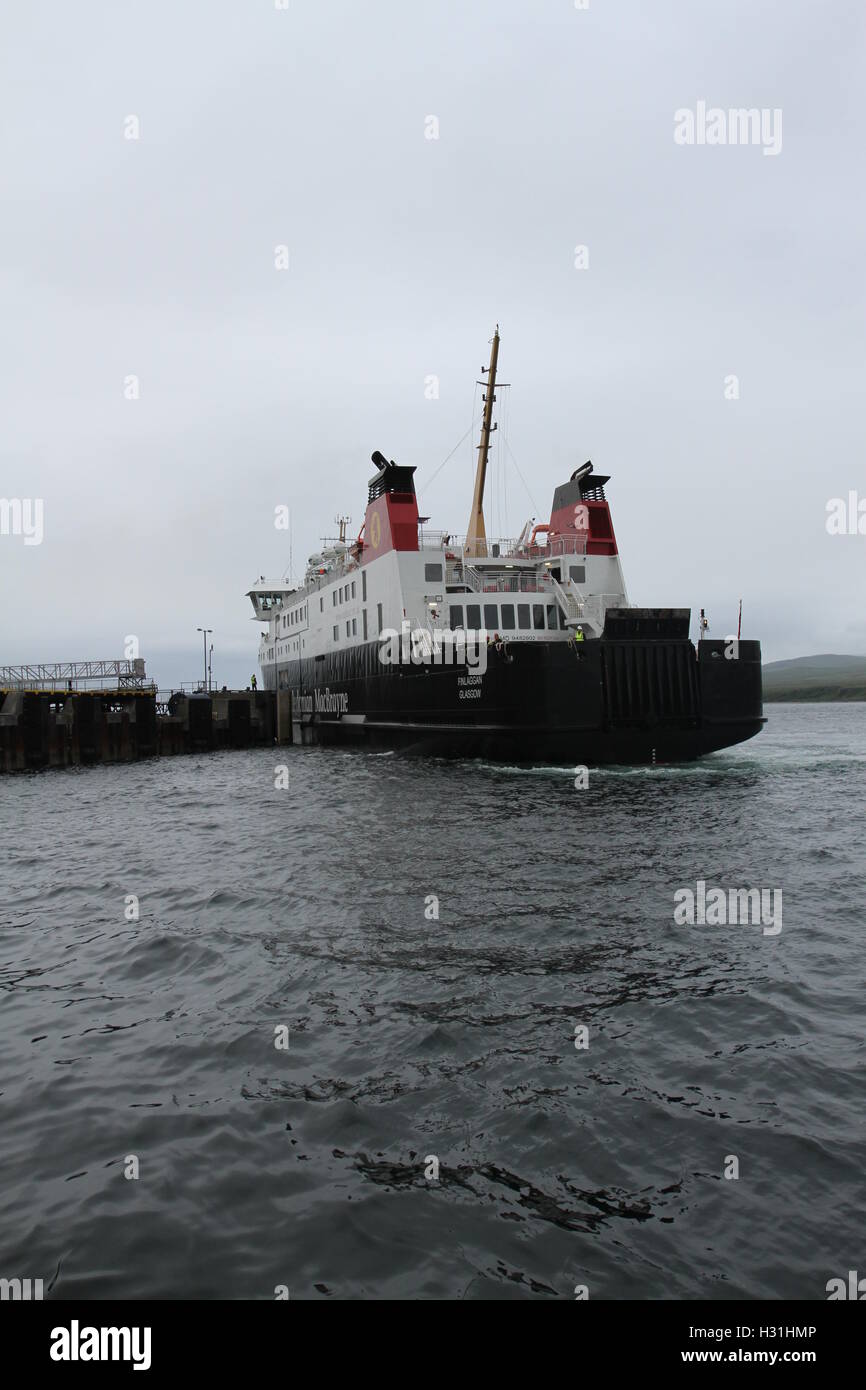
[247, 328, 764, 762]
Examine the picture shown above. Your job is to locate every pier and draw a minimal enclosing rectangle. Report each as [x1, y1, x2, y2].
[0, 662, 290, 773]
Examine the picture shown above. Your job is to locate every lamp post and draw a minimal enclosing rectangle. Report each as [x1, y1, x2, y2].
[196, 627, 212, 692]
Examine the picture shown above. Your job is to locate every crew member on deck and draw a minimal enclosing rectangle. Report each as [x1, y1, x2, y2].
[573, 627, 585, 643]
[250, 674, 258, 690]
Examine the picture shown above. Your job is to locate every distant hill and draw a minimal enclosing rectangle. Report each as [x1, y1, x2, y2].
[762, 654, 866, 702]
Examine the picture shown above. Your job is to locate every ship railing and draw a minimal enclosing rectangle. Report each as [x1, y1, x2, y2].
[418, 529, 453, 551]
[458, 537, 520, 559]
[418, 532, 522, 558]
[551, 577, 582, 623]
[572, 592, 628, 635]
[513, 535, 589, 560]
[547, 535, 589, 557]
[455, 568, 556, 595]
[303, 558, 359, 593]
[422, 532, 464, 552]
[457, 534, 589, 560]
[417, 532, 590, 560]
[548, 581, 631, 634]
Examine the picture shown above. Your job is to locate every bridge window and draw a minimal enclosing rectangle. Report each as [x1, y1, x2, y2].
[517, 604, 531, 630]
[501, 604, 515, 629]
[450, 604, 464, 629]
[467, 604, 481, 631]
[484, 603, 498, 630]
[425, 563, 443, 582]
[533, 604, 545, 630]
[546, 605, 558, 629]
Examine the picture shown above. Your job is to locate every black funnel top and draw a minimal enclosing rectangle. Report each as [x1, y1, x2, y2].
[367, 451, 417, 502]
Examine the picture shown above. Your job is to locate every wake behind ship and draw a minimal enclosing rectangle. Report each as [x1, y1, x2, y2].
[247, 328, 764, 763]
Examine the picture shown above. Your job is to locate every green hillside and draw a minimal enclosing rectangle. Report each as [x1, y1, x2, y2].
[762, 654, 866, 702]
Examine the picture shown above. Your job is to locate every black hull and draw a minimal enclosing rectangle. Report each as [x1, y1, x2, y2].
[315, 719, 764, 763]
[266, 634, 765, 765]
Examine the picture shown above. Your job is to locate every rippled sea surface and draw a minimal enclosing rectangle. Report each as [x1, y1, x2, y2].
[1, 703, 864, 1301]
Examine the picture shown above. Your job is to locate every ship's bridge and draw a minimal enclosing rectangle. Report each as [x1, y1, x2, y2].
[246, 580, 296, 623]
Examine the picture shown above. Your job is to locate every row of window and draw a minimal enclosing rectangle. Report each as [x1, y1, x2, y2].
[332, 580, 357, 607]
[450, 602, 566, 632]
[266, 635, 306, 660]
[331, 602, 384, 645]
[282, 604, 307, 631]
[319, 570, 369, 612]
[326, 599, 563, 646]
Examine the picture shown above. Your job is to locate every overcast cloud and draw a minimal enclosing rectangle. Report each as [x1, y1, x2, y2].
[1, 0, 864, 688]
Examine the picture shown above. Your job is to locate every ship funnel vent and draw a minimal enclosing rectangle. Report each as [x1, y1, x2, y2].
[367, 451, 418, 502]
[570, 462, 610, 502]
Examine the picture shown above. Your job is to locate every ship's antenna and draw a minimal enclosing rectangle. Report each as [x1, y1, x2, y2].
[465, 325, 501, 559]
[281, 509, 294, 585]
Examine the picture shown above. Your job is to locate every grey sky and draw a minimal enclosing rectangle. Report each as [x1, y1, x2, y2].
[2, 0, 864, 688]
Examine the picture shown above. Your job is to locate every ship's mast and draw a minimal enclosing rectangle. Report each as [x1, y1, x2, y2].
[465, 324, 500, 559]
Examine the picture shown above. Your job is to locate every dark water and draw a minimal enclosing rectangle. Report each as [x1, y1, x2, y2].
[1, 704, 864, 1301]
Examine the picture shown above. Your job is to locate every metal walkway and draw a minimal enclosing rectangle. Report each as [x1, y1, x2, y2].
[0, 659, 151, 692]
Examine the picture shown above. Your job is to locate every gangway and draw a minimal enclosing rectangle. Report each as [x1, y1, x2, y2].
[0, 659, 152, 692]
